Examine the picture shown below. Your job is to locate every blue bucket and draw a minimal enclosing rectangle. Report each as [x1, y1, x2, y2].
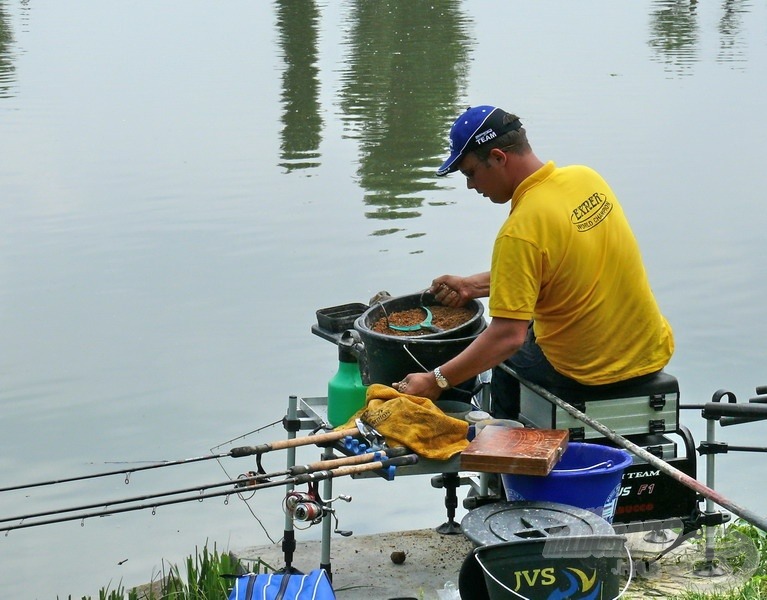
[502, 442, 632, 523]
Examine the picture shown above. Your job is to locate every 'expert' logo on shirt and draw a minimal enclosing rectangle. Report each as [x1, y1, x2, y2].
[571, 192, 613, 232]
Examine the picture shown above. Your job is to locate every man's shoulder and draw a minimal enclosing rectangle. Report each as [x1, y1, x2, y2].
[554, 163, 603, 179]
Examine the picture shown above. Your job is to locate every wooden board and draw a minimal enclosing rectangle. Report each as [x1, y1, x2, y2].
[460, 427, 569, 476]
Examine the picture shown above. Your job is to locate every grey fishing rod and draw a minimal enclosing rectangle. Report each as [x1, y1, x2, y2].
[0, 453, 418, 533]
[0, 425, 369, 494]
[0, 453, 231, 493]
[0, 449, 407, 527]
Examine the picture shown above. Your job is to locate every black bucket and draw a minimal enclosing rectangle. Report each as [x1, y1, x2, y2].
[474, 535, 626, 600]
[459, 501, 627, 600]
[353, 293, 486, 400]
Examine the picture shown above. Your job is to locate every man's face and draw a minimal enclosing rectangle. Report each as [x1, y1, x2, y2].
[458, 150, 511, 204]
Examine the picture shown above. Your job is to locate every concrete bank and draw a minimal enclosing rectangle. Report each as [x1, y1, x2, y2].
[231, 528, 751, 599]
[234, 528, 473, 599]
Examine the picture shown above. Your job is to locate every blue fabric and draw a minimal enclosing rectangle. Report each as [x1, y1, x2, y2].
[227, 569, 335, 600]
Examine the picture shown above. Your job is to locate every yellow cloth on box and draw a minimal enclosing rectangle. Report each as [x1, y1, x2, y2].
[337, 383, 469, 461]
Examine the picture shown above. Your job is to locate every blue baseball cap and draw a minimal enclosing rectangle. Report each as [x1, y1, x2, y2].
[436, 106, 522, 176]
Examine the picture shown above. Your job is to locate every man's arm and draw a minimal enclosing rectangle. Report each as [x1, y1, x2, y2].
[438, 317, 528, 386]
[396, 317, 529, 399]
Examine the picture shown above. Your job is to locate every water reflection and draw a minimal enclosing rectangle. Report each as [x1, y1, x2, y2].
[0, 3, 16, 98]
[648, 0, 700, 75]
[337, 1, 472, 229]
[717, 0, 751, 66]
[275, 0, 323, 173]
[648, 0, 753, 74]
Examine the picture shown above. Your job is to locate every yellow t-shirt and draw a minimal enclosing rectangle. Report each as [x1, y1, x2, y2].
[489, 161, 674, 384]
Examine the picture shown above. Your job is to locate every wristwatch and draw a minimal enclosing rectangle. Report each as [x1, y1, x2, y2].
[433, 367, 451, 389]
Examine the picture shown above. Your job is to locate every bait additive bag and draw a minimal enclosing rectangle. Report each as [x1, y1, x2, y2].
[227, 569, 335, 600]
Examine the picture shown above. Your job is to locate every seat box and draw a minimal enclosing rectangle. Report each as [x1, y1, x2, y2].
[519, 372, 679, 440]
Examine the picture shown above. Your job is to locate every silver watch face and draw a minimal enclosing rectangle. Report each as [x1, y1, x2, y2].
[435, 369, 449, 388]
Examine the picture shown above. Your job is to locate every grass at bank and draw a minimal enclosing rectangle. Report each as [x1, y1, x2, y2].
[62, 522, 767, 600]
[60, 544, 272, 600]
[678, 520, 767, 600]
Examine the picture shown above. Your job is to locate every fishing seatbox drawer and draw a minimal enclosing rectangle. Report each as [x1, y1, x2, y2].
[598, 433, 678, 462]
[518, 371, 679, 440]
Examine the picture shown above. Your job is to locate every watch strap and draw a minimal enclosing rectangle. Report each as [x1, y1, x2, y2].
[434, 366, 451, 389]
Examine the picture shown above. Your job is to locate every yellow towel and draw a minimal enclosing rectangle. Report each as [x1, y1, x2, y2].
[337, 383, 469, 461]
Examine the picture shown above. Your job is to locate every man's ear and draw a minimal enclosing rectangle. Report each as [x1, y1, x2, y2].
[489, 147, 507, 164]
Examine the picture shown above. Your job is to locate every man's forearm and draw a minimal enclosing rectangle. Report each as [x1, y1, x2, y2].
[465, 271, 491, 299]
[439, 317, 527, 386]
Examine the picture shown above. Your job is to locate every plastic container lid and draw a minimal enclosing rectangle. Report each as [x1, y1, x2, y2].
[465, 410, 491, 424]
[461, 500, 614, 547]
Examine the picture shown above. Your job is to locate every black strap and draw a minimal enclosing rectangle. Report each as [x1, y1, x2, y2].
[275, 573, 292, 600]
[245, 574, 256, 599]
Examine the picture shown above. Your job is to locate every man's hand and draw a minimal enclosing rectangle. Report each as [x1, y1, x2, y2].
[393, 371, 442, 401]
[430, 272, 491, 307]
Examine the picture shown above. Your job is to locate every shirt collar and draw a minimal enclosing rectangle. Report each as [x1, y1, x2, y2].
[510, 161, 556, 211]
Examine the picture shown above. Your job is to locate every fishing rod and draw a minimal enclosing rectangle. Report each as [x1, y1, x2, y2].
[503, 366, 767, 533]
[0, 422, 378, 494]
[0, 453, 231, 493]
[0, 448, 408, 527]
[0, 453, 418, 533]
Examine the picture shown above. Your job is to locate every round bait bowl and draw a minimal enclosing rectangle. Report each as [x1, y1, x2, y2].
[358, 292, 485, 340]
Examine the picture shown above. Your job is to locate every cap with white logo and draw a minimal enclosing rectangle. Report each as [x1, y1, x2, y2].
[436, 106, 522, 177]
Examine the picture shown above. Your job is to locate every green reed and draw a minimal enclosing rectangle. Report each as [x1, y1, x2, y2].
[62, 543, 274, 600]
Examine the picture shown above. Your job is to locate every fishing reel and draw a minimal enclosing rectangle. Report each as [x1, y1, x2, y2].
[283, 485, 353, 536]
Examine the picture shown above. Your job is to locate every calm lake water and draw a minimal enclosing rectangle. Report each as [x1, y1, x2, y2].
[2, 1, 767, 597]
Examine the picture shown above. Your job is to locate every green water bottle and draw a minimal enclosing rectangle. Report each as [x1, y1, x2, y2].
[327, 337, 367, 427]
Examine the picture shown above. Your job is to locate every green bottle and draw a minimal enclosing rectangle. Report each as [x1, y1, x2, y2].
[327, 341, 367, 427]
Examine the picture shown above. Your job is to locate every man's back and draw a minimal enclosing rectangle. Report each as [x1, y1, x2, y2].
[489, 162, 674, 384]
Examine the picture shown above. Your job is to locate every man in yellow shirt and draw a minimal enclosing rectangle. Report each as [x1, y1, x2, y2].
[397, 105, 674, 417]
